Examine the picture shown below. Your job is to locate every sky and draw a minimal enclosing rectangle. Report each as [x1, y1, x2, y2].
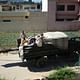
[32, 0, 41, 2]
[23, 0, 41, 2]
[0, 0, 41, 2]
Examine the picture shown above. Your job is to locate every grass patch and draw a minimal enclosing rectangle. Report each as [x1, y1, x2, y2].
[0, 31, 80, 48]
[64, 30, 80, 38]
[0, 32, 36, 48]
[0, 76, 7, 80]
[0, 78, 7, 80]
[48, 68, 76, 80]
[0, 32, 19, 48]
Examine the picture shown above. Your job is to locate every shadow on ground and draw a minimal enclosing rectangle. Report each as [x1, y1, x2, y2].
[2, 55, 78, 72]
[2, 62, 27, 67]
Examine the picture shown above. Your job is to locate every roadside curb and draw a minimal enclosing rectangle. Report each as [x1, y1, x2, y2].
[0, 48, 18, 53]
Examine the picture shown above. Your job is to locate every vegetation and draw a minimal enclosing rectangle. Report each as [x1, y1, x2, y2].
[0, 32, 19, 48]
[0, 79, 7, 80]
[48, 68, 76, 80]
[64, 30, 80, 38]
[0, 76, 7, 80]
[0, 31, 80, 48]
[0, 32, 36, 48]
[0, 79, 6, 80]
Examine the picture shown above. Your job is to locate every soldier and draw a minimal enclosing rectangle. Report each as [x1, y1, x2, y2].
[35, 34, 43, 47]
[18, 30, 29, 61]
[19, 30, 29, 46]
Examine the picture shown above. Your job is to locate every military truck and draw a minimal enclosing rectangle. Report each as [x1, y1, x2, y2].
[17, 32, 80, 66]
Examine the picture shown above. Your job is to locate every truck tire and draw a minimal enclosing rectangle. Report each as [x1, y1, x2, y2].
[36, 56, 48, 67]
[27, 59, 36, 66]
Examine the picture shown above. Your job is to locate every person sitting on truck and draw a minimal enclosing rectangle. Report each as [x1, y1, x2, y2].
[19, 30, 29, 45]
[18, 30, 29, 59]
[35, 34, 43, 47]
[20, 30, 27, 39]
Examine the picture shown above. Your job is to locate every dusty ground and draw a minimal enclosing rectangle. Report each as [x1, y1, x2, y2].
[0, 51, 80, 80]
[0, 51, 54, 80]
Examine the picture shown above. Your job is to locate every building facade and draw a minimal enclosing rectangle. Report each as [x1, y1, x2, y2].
[0, 11, 47, 32]
[0, 0, 80, 32]
[0, 1, 47, 33]
[48, 0, 80, 31]
[0, 1, 41, 12]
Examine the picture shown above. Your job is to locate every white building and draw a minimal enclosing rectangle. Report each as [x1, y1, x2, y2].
[0, 0, 41, 12]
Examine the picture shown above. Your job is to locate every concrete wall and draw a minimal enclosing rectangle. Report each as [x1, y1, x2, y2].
[0, 12, 48, 32]
[0, 5, 2, 12]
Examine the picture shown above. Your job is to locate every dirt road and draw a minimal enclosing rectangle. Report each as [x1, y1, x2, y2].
[0, 51, 53, 80]
[0, 51, 80, 80]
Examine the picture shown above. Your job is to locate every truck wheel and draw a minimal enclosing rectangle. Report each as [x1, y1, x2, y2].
[36, 56, 48, 67]
[27, 59, 36, 66]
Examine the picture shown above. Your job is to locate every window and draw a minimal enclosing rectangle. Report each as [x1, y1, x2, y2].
[16, 5, 20, 10]
[56, 5, 65, 11]
[31, 7, 35, 9]
[3, 20, 11, 22]
[56, 18, 64, 21]
[66, 19, 74, 21]
[67, 5, 75, 11]
[24, 7, 29, 9]
[37, 4, 40, 9]
[25, 16, 28, 18]
[13, 7, 15, 10]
